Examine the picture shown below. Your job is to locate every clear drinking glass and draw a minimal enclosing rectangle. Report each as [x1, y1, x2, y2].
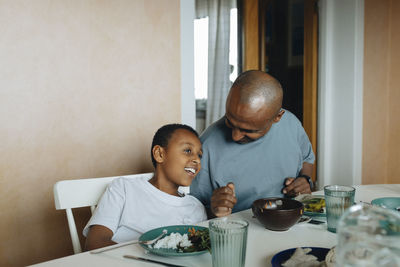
[209, 218, 249, 267]
[324, 185, 355, 233]
[337, 204, 400, 267]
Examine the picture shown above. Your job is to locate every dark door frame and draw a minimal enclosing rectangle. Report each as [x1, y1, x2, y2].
[240, 0, 318, 181]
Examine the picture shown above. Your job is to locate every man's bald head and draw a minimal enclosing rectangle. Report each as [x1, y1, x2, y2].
[224, 70, 285, 144]
[228, 70, 283, 115]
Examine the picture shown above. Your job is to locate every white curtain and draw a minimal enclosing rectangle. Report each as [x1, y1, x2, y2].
[196, 0, 236, 127]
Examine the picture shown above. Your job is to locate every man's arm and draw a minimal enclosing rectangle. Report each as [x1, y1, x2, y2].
[282, 162, 314, 197]
[298, 161, 313, 179]
[84, 225, 116, 251]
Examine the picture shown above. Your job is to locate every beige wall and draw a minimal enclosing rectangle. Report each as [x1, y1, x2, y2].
[0, 0, 181, 266]
[363, 0, 400, 184]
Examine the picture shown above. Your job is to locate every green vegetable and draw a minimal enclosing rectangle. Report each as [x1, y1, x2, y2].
[178, 228, 211, 252]
[303, 198, 325, 213]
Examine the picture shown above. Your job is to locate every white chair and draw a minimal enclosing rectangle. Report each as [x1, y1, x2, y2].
[53, 172, 154, 254]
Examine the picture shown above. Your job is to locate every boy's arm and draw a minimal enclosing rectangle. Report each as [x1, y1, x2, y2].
[84, 225, 116, 251]
[82, 178, 126, 251]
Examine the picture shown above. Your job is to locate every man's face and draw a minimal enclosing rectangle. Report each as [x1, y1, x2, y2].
[225, 94, 284, 144]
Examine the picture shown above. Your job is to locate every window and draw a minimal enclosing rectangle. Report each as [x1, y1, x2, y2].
[194, 8, 238, 133]
[194, 17, 209, 100]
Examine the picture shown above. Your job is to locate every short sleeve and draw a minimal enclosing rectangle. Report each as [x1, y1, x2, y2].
[82, 178, 126, 237]
[298, 125, 315, 164]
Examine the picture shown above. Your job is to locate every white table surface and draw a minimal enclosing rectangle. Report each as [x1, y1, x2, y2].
[31, 184, 400, 267]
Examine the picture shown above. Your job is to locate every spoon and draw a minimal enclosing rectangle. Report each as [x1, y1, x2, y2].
[90, 229, 168, 254]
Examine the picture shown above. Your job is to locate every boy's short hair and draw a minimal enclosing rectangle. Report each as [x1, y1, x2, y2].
[151, 124, 199, 167]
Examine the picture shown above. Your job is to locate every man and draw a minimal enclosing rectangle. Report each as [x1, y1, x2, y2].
[190, 70, 315, 218]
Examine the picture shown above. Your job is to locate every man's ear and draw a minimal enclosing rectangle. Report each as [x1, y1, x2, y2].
[273, 109, 285, 123]
[152, 145, 165, 164]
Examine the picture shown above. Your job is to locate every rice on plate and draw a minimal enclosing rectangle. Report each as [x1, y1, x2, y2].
[152, 232, 192, 249]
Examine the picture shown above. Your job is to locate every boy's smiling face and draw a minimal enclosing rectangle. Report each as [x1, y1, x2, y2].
[155, 129, 202, 189]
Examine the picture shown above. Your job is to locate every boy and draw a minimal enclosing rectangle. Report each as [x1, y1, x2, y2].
[83, 124, 206, 250]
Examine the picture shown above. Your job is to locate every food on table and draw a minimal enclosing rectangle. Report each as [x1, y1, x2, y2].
[281, 246, 336, 267]
[298, 196, 325, 213]
[324, 246, 336, 267]
[182, 227, 210, 252]
[304, 198, 325, 213]
[152, 232, 192, 250]
[151, 227, 210, 253]
[263, 199, 283, 209]
[282, 247, 321, 267]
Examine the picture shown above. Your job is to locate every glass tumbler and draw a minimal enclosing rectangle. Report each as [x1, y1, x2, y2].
[209, 218, 249, 267]
[337, 204, 400, 267]
[324, 185, 355, 233]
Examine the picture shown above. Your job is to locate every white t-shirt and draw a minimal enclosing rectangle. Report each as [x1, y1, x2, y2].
[83, 176, 207, 243]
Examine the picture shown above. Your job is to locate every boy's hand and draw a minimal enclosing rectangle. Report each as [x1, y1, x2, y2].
[210, 182, 237, 217]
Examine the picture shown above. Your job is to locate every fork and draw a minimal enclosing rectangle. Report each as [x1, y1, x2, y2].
[90, 229, 168, 254]
[140, 229, 168, 245]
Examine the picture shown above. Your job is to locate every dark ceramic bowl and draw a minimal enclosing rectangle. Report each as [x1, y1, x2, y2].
[252, 198, 304, 231]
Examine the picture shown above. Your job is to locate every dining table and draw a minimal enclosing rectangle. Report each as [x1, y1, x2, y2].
[30, 184, 400, 267]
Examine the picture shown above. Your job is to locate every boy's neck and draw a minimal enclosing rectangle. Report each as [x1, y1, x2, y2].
[149, 175, 182, 197]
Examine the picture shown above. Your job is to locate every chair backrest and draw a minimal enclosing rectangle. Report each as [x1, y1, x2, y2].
[53, 172, 154, 254]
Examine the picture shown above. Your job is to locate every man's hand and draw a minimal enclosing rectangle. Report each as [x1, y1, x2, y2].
[282, 177, 312, 197]
[210, 183, 237, 217]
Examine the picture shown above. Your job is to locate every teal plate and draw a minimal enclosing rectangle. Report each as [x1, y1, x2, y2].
[139, 225, 209, 257]
[371, 197, 400, 211]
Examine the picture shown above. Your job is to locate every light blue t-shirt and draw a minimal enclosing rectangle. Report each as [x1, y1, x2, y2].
[190, 110, 315, 213]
